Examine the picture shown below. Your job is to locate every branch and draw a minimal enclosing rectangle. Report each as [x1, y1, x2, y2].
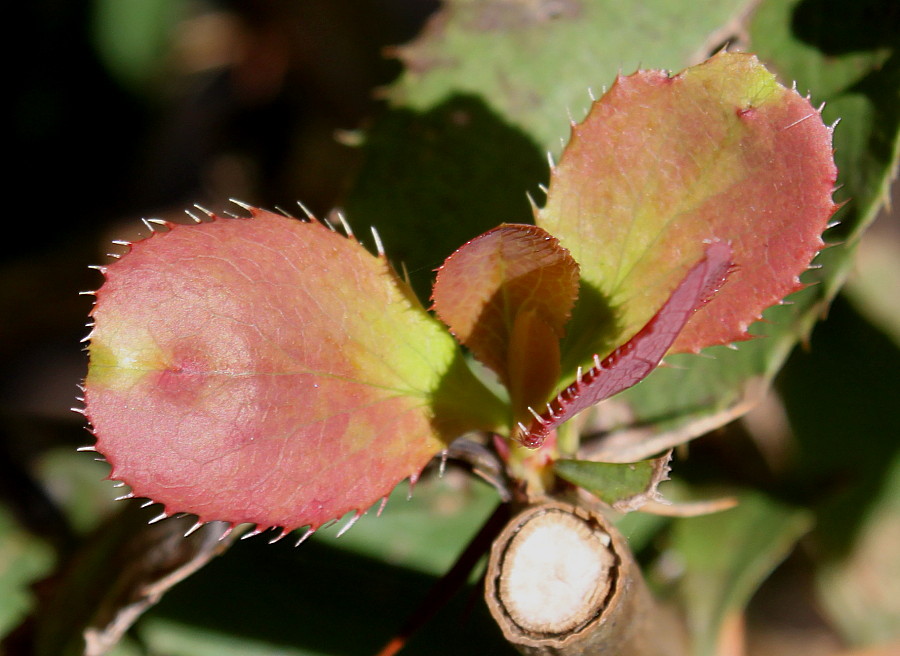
[485, 502, 686, 656]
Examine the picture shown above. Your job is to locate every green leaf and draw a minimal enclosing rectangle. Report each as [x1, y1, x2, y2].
[670, 491, 813, 656]
[814, 452, 900, 646]
[0, 504, 55, 640]
[775, 296, 900, 647]
[432, 224, 579, 421]
[391, 0, 755, 152]
[343, 98, 548, 303]
[554, 453, 670, 512]
[316, 472, 500, 577]
[348, 0, 753, 301]
[538, 52, 838, 377]
[84, 209, 504, 533]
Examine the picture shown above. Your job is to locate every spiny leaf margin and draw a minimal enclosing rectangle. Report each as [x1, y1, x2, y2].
[83, 207, 502, 536]
[538, 51, 839, 375]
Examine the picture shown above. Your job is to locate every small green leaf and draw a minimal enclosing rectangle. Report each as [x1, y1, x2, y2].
[554, 453, 670, 511]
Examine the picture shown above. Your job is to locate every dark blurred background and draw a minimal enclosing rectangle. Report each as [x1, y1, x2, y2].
[4, 1, 899, 655]
[4, 0, 440, 525]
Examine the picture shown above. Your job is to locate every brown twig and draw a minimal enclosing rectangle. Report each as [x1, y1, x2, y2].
[374, 502, 512, 656]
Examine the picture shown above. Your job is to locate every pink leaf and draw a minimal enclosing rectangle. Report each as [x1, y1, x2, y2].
[432, 224, 579, 420]
[538, 52, 838, 368]
[84, 209, 502, 533]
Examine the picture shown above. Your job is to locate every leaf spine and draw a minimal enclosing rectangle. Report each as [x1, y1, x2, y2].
[114, 493, 134, 501]
[781, 112, 817, 131]
[296, 200, 316, 220]
[229, 198, 255, 212]
[294, 527, 315, 546]
[193, 204, 215, 218]
[268, 527, 291, 544]
[241, 526, 267, 540]
[148, 512, 168, 524]
[335, 211, 354, 238]
[370, 226, 385, 257]
[184, 521, 205, 537]
[439, 449, 448, 477]
[336, 512, 362, 538]
[184, 209, 204, 223]
[527, 406, 549, 425]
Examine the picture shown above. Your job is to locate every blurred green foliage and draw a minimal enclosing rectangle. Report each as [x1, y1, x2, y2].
[3, 1, 898, 655]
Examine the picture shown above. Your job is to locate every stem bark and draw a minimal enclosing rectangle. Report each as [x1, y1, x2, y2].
[485, 501, 686, 656]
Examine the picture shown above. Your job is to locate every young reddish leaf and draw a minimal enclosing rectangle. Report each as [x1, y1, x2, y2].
[517, 241, 731, 448]
[538, 52, 838, 372]
[84, 209, 503, 534]
[432, 224, 579, 419]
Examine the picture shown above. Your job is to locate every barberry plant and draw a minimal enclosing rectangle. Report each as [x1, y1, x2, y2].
[79, 52, 842, 653]
[82, 52, 837, 537]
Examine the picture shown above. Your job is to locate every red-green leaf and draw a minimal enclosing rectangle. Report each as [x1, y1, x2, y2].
[538, 52, 838, 374]
[518, 241, 731, 448]
[432, 224, 579, 421]
[84, 209, 503, 534]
